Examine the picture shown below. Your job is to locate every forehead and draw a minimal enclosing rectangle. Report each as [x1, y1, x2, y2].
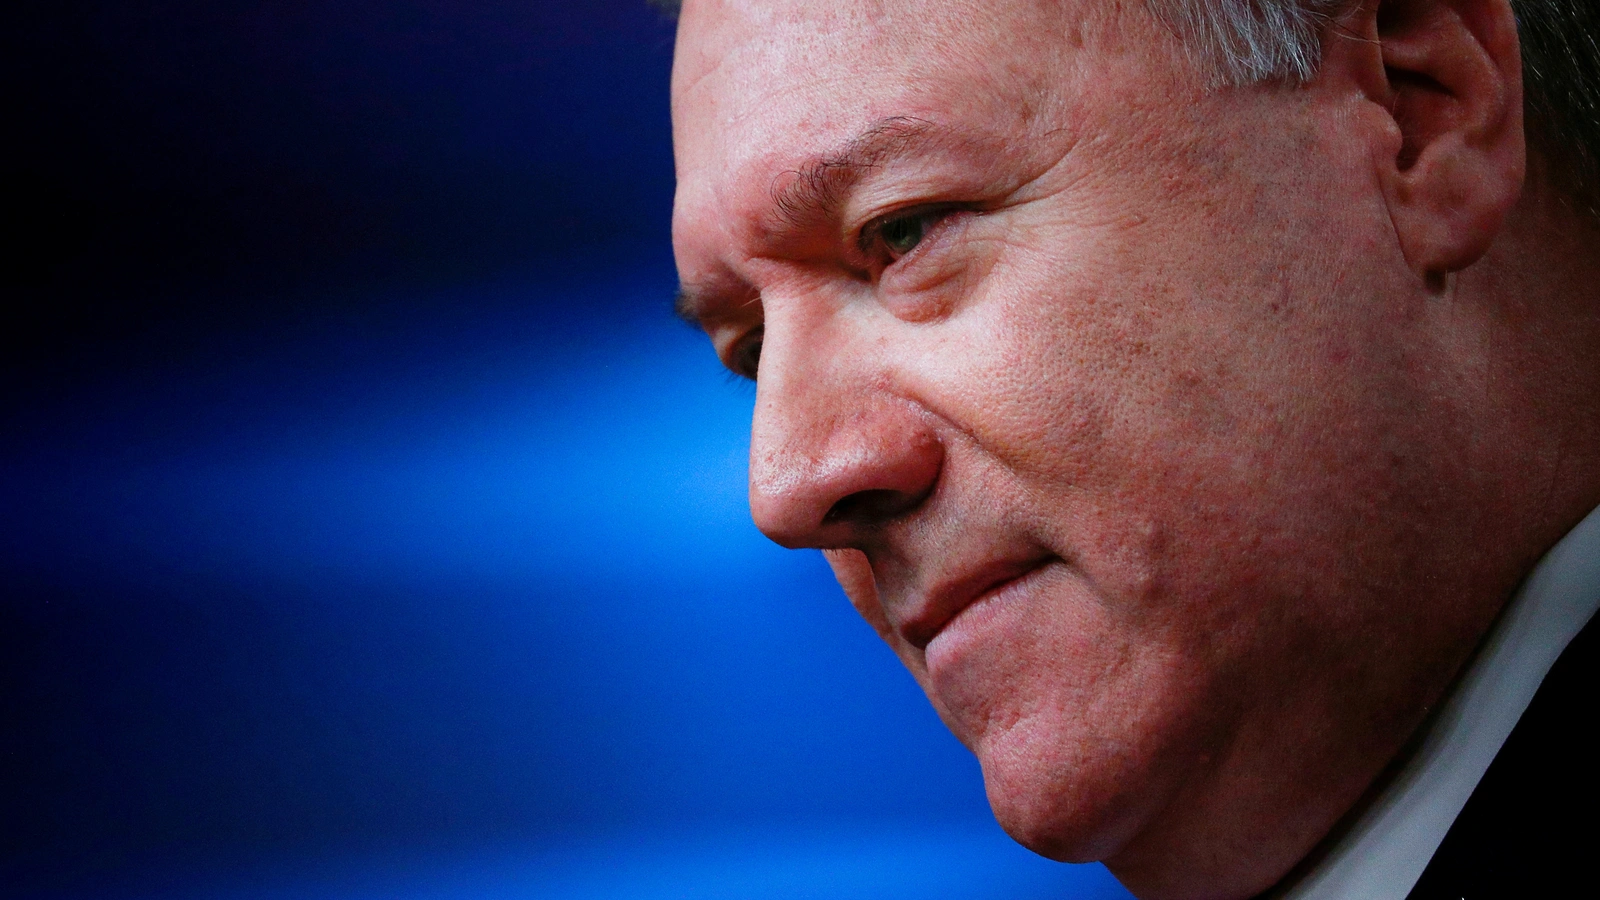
[669, 0, 1116, 270]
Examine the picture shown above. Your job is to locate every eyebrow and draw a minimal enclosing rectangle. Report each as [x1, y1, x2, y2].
[676, 115, 939, 329]
[768, 115, 936, 233]
[674, 286, 709, 326]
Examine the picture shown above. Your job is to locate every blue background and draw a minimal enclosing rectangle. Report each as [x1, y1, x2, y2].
[3, 3, 1132, 897]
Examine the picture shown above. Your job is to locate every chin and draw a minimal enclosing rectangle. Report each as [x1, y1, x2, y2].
[974, 717, 1162, 866]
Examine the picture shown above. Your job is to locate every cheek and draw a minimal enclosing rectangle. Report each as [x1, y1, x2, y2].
[921, 246, 1153, 494]
[924, 180, 1404, 544]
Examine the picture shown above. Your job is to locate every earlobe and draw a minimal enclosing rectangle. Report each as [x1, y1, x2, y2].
[1330, 0, 1525, 282]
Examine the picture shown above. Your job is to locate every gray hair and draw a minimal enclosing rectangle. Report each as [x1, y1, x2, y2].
[1148, 0, 1349, 83]
[1154, 0, 1600, 212]
[655, 0, 1599, 211]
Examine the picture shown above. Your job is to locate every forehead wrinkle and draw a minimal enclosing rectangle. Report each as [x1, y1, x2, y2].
[763, 115, 938, 237]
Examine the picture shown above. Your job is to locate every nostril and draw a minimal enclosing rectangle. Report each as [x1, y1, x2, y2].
[749, 392, 944, 545]
[824, 488, 923, 526]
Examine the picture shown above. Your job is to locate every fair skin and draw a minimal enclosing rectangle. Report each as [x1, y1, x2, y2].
[670, 0, 1600, 897]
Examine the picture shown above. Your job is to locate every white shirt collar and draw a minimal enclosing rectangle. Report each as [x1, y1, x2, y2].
[1278, 503, 1600, 900]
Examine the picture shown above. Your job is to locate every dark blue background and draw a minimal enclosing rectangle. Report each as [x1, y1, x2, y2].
[3, 3, 1131, 897]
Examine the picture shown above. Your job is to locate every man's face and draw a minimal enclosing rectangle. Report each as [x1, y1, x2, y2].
[670, 0, 1486, 883]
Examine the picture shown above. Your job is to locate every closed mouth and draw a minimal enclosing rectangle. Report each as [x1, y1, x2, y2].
[899, 554, 1055, 650]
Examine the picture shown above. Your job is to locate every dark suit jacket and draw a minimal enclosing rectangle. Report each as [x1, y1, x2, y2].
[1405, 610, 1598, 898]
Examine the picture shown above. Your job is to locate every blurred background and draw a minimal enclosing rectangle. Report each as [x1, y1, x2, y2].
[2, 2, 1131, 897]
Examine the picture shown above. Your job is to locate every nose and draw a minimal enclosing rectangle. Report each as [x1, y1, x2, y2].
[747, 348, 943, 549]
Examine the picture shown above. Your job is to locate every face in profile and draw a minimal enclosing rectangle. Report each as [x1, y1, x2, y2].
[669, 0, 1521, 891]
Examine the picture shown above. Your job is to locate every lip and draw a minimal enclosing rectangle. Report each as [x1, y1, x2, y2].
[898, 553, 1055, 650]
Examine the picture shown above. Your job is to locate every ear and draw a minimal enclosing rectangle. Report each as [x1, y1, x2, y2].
[1324, 0, 1525, 285]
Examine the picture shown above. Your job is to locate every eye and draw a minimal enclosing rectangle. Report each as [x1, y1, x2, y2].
[864, 208, 946, 263]
[730, 325, 763, 380]
[880, 213, 928, 258]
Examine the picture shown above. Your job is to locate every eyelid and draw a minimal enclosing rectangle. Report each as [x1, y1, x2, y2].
[858, 205, 939, 256]
[856, 203, 973, 264]
[725, 323, 764, 380]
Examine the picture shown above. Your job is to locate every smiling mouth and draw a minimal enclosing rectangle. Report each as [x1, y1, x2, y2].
[899, 555, 1057, 650]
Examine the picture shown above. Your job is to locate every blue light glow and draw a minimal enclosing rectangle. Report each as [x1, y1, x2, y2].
[2, 262, 1133, 898]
